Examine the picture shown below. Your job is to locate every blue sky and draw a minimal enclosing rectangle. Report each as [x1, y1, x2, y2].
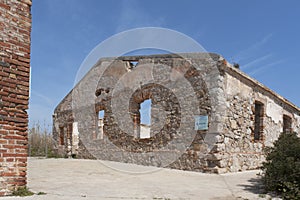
[30, 0, 300, 127]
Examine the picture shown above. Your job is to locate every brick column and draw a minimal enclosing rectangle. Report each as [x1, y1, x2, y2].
[0, 0, 32, 196]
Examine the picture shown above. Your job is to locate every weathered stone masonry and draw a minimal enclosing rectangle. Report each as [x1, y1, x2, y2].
[53, 53, 300, 173]
[0, 0, 32, 196]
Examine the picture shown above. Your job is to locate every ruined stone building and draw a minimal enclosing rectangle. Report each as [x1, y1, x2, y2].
[0, 0, 32, 196]
[53, 53, 300, 173]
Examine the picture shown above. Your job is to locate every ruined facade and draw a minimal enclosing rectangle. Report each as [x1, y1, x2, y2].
[53, 53, 300, 173]
[0, 0, 32, 196]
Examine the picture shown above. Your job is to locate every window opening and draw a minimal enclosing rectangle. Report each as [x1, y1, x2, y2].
[97, 110, 105, 139]
[59, 127, 64, 145]
[254, 102, 264, 141]
[283, 115, 292, 133]
[139, 99, 151, 139]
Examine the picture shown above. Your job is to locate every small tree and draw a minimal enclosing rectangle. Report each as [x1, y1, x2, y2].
[261, 132, 300, 199]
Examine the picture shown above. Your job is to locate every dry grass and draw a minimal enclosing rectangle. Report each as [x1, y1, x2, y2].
[28, 123, 60, 158]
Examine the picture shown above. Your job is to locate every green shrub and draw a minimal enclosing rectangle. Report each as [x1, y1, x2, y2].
[11, 187, 34, 197]
[37, 191, 47, 195]
[261, 132, 300, 199]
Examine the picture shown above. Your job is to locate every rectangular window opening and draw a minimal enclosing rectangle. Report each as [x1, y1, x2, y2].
[59, 127, 64, 145]
[283, 115, 292, 133]
[67, 123, 73, 143]
[97, 110, 105, 139]
[139, 99, 151, 139]
[254, 102, 264, 141]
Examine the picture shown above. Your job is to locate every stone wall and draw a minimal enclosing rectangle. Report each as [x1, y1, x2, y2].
[53, 53, 228, 172]
[53, 53, 300, 174]
[210, 65, 300, 173]
[0, 0, 32, 196]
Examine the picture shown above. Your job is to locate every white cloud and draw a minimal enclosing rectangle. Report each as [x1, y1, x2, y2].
[232, 33, 273, 63]
[230, 33, 285, 76]
[29, 90, 55, 129]
[241, 53, 273, 70]
[31, 90, 53, 106]
[28, 103, 53, 129]
[248, 59, 284, 76]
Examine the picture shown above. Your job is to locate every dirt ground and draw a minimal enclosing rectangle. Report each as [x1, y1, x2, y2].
[2, 158, 270, 200]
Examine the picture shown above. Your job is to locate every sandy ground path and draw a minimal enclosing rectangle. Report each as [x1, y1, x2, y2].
[1, 158, 266, 200]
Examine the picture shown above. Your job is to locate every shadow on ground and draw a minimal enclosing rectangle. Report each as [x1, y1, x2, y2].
[238, 177, 265, 195]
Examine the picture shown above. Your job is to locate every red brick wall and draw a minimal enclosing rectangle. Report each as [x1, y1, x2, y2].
[0, 0, 32, 196]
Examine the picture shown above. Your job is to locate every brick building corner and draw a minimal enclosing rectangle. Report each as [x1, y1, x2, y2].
[0, 0, 32, 196]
